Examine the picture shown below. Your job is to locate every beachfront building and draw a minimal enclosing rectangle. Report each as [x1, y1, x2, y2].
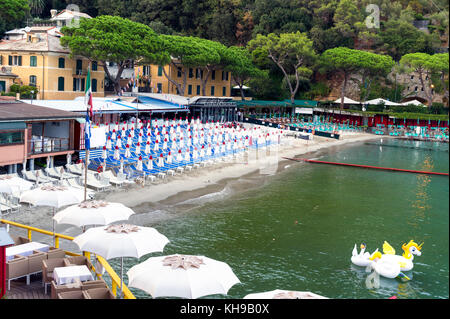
[0, 26, 105, 100]
[0, 97, 82, 174]
[134, 63, 233, 98]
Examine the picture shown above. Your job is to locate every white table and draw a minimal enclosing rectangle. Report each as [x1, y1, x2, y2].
[53, 265, 94, 286]
[5, 242, 50, 261]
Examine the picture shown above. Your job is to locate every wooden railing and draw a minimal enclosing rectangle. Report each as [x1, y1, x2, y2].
[0, 219, 136, 299]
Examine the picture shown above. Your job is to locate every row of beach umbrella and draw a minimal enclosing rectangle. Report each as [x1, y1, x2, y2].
[15, 184, 325, 299]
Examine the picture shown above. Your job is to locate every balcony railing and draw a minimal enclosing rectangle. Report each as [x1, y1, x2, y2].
[73, 69, 87, 76]
[29, 136, 70, 155]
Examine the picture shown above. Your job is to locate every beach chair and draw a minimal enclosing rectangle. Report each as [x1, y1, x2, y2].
[82, 172, 111, 191]
[66, 163, 83, 175]
[100, 170, 125, 187]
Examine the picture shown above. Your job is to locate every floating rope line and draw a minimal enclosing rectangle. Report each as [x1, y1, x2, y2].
[365, 142, 449, 152]
[283, 157, 449, 176]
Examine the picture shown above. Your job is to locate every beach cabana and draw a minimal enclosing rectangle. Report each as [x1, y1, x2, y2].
[401, 99, 426, 107]
[333, 97, 361, 105]
[364, 98, 401, 106]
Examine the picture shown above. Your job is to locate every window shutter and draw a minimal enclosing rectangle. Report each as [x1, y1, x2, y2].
[58, 77, 65, 91]
[73, 78, 77, 91]
[81, 78, 85, 91]
[8, 56, 12, 65]
[18, 56, 22, 66]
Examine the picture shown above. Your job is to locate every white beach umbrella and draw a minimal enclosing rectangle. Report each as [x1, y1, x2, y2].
[155, 132, 161, 142]
[125, 144, 131, 158]
[177, 149, 183, 162]
[163, 138, 168, 150]
[135, 142, 141, 155]
[116, 135, 122, 148]
[206, 144, 212, 157]
[193, 147, 198, 160]
[53, 200, 135, 228]
[138, 133, 142, 144]
[146, 133, 151, 144]
[145, 141, 150, 155]
[167, 152, 173, 164]
[127, 254, 240, 299]
[147, 156, 154, 170]
[114, 146, 120, 161]
[154, 140, 159, 151]
[130, 127, 135, 138]
[179, 137, 184, 149]
[199, 145, 205, 158]
[243, 289, 328, 299]
[73, 224, 169, 298]
[158, 154, 164, 167]
[106, 136, 112, 150]
[20, 185, 84, 245]
[137, 156, 143, 172]
[127, 134, 132, 146]
[184, 150, 191, 163]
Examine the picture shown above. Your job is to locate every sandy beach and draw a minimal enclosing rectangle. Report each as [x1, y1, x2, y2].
[3, 130, 382, 250]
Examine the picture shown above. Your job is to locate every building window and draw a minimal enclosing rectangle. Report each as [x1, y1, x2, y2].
[29, 75, 37, 87]
[158, 65, 163, 76]
[189, 68, 193, 78]
[76, 59, 83, 70]
[211, 70, 215, 80]
[410, 75, 414, 80]
[143, 66, 150, 76]
[0, 131, 24, 145]
[58, 77, 65, 91]
[92, 79, 97, 92]
[210, 85, 215, 96]
[30, 56, 37, 67]
[8, 55, 22, 66]
[414, 86, 418, 91]
[92, 61, 98, 71]
[157, 83, 162, 93]
[188, 84, 192, 95]
[73, 78, 85, 91]
[222, 87, 226, 96]
[58, 57, 65, 68]
[196, 85, 200, 95]
[421, 87, 424, 91]
[177, 67, 181, 78]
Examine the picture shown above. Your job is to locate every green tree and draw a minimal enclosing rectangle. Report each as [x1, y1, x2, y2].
[0, 0, 29, 37]
[223, 46, 266, 100]
[319, 47, 391, 109]
[399, 52, 447, 106]
[159, 34, 218, 96]
[28, 0, 45, 16]
[60, 15, 169, 94]
[248, 32, 317, 104]
[380, 20, 438, 61]
[359, 53, 395, 102]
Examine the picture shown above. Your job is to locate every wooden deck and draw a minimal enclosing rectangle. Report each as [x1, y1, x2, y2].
[4, 273, 50, 299]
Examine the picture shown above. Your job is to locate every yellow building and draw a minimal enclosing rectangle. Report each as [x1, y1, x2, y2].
[135, 62, 232, 98]
[0, 26, 104, 100]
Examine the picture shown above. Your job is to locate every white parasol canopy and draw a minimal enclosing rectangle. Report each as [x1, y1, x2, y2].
[243, 289, 328, 299]
[20, 185, 85, 244]
[127, 254, 240, 299]
[53, 201, 135, 228]
[73, 224, 169, 298]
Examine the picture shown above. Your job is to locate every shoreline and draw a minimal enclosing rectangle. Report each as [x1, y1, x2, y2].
[3, 132, 382, 244]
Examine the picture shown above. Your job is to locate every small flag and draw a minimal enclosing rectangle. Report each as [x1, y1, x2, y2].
[85, 111, 91, 150]
[85, 65, 93, 118]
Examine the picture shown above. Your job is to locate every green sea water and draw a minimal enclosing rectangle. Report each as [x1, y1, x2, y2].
[115, 138, 449, 299]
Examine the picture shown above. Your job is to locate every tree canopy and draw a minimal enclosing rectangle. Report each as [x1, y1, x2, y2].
[248, 32, 317, 104]
[60, 15, 169, 94]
